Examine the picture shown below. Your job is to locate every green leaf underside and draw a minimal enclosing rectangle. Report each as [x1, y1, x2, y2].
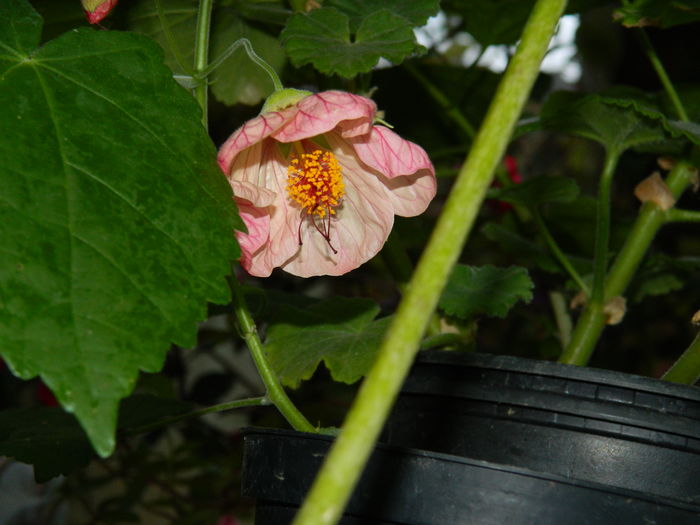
[439, 265, 534, 319]
[0, 395, 192, 482]
[489, 175, 580, 208]
[0, 0, 241, 456]
[327, 0, 440, 32]
[541, 90, 700, 154]
[281, 7, 417, 78]
[264, 297, 390, 388]
[128, 0, 285, 106]
[614, 0, 700, 28]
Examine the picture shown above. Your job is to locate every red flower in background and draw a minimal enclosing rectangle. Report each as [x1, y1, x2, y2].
[81, 0, 118, 24]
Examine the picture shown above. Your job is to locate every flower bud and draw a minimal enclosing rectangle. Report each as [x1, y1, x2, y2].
[81, 0, 118, 24]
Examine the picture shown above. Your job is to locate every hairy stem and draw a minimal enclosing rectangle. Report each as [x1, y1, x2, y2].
[291, 1, 568, 523]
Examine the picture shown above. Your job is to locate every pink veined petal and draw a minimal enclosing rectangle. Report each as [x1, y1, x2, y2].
[235, 202, 270, 273]
[326, 131, 436, 217]
[281, 137, 395, 277]
[350, 125, 435, 179]
[272, 91, 376, 143]
[229, 141, 300, 277]
[218, 107, 296, 174]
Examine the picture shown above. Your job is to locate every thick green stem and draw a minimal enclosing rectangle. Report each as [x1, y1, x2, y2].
[667, 208, 700, 223]
[291, 1, 568, 523]
[193, 0, 213, 128]
[560, 162, 697, 365]
[591, 151, 620, 304]
[229, 277, 316, 433]
[662, 331, 700, 384]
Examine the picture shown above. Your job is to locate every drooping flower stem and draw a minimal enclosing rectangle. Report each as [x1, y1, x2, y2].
[662, 330, 700, 384]
[291, 1, 568, 524]
[197, 38, 284, 92]
[229, 276, 316, 433]
[192, 0, 314, 432]
[560, 161, 697, 365]
[193, 0, 213, 128]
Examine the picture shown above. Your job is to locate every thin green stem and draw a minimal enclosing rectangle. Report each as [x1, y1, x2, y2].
[662, 330, 700, 384]
[229, 276, 316, 433]
[154, 0, 190, 74]
[197, 38, 283, 91]
[560, 161, 697, 365]
[635, 30, 689, 121]
[549, 291, 573, 348]
[591, 151, 620, 305]
[193, 0, 213, 128]
[666, 208, 700, 223]
[404, 62, 476, 140]
[533, 210, 589, 294]
[291, 1, 568, 523]
[122, 396, 269, 437]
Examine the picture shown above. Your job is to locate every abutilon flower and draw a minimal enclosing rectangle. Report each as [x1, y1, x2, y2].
[81, 0, 118, 24]
[218, 90, 436, 278]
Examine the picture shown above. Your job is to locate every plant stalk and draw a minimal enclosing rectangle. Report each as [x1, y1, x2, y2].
[291, 1, 568, 523]
[229, 277, 316, 433]
[560, 161, 697, 365]
[662, 330, 700, 384]
[193, 0, 213, 128]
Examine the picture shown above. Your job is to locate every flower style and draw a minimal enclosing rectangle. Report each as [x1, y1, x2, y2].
[218, 90, 436, 277]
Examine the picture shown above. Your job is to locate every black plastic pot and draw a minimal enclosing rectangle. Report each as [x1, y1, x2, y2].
[382, 351, 700, 506]
[242, 427, 700, 524]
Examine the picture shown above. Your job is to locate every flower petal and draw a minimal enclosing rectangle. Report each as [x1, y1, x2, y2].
[272, 91, 376, 143]
[228, 140, 300, 277]
[235, 202, 270, 273]
[218, 108, 296, 174]
[349, 126, 436, 216]
[281, 137, 395, 277]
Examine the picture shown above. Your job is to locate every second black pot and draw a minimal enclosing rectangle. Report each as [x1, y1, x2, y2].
[382, 351, 700, 505]
[242, 427, 700, 524]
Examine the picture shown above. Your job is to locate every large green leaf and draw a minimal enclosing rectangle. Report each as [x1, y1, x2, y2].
[0, 0, 241, 456]
[128, 0, 285, 106]
[265, 297, 390, 388]
[439, 265, 534, 320]
[281, 7, 418, 78]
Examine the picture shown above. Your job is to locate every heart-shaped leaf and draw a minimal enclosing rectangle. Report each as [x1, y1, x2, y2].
[0, 0, 240, 456]
[281, 7, 418, 78]
[439, 265, 534, 319]
[327, 0, 440, 32]
[265, 297, 390, 388]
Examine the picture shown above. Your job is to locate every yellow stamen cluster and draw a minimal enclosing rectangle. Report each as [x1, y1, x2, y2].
[287, 149, 344, 218]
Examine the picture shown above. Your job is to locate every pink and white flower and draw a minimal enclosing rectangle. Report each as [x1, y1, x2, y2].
[218, 90, 436, 277]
